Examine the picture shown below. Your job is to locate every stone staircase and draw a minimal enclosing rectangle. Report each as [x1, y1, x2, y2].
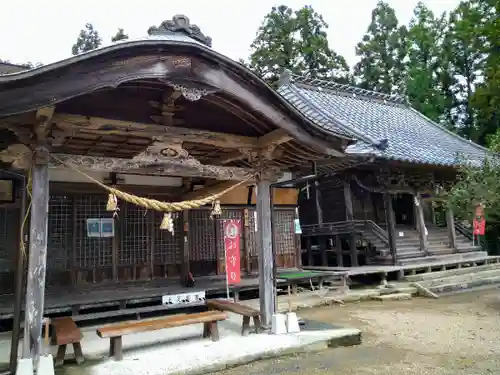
[405, 261, 500, 296]
[362, 224, 484, 266]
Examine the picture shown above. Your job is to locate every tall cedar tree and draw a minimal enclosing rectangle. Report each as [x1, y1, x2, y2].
[471, 0, 500, 146]
[111, 28, 129, 42]
[405, 2, 452, 122]
[248, 5, 349, 86]
[447, 1, 486, 140]
[353, 1, 407, 94]
[72, 23, 102, 55]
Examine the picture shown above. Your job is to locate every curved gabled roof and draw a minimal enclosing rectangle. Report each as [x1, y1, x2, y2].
[0, 15, 353, 158]
[278, 73, 492, 167]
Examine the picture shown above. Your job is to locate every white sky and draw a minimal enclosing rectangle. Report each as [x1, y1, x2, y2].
[0, 0, 460, 67]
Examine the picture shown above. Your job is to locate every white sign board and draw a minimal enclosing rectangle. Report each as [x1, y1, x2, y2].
[162, 291, 206, 306]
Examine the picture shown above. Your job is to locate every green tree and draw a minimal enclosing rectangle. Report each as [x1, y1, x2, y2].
[447, 1, 486, 140]
[470, 0, 500, 145]
[248, 5, 349, 86]
[405, 2, 451, 122]
[111, 28, 129, 42]
[445, 158, 500, 223]
[353, 1, 407, 94]
[72, 23, 102, 55]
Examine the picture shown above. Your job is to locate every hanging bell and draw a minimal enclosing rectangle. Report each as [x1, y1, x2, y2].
[160, 212, 174, 234]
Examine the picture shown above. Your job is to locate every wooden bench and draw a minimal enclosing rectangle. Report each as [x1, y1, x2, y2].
[96, 310, 228, 361]
[207, 299, 261, 336]
[51, 317, 84, 366]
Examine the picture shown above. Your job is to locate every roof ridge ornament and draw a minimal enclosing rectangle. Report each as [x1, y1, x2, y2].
[149, 15, 212, 47]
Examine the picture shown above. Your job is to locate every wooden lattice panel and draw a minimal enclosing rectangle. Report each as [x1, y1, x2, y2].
[47, 195, 73, 271]
[119, 203, 151, 266]
[0, 206, 18, 273]
[153, 210, 182, 265]
[188, 209, 216, 261]
[74, 195, 113, 268]
[273, 209, 295, 255]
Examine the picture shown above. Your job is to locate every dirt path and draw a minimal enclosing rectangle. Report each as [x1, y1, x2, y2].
[213, 289, 500, 375]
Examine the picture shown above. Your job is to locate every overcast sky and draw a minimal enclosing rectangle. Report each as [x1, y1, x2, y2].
[1, 0, 460, 67]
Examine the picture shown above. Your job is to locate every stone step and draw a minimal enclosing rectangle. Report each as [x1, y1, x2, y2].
[420, 268, 500, 288]
[428, 275, 500, 295]
[405, 261, 500, 282]
[371, 292, 412, 301]
[397, 251, 488, 266]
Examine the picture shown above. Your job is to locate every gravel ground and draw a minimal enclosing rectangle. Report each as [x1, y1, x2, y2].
[212, 289, 500, 375]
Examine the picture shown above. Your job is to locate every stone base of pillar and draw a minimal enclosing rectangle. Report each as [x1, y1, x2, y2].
[37, 354, 55, 375]
[15, 358, 33, 375]
[271, 313, 287, 335]
[286, 312, 300, 333]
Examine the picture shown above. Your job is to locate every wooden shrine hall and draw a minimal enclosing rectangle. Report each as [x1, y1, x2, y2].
[0, 15, 354, 372]
[277, 72, 491, 268]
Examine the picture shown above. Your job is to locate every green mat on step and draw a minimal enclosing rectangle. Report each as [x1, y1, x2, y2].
[277, 271, 324, 279]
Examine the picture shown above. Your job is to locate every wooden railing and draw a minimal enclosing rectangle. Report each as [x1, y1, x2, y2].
[455, 221, 473, 240]
[302, 220, 389, 246]
[365, 220, 389, 246]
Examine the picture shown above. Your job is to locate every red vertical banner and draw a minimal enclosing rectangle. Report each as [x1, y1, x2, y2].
[473, 205, 486, 235]
[223, 219, 241, 284]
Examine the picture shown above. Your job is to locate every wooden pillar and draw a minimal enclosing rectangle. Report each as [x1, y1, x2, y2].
[446, 208, 457, 252]
[256, 177, 274, 329]
[414, 193, 429, 255]
[22, 146, 50, 367]
[181, 210, 190, 283]
[383, 193, 398, 265]
[306, 237, 313, 266]
[335, 234, 343, 267]
[344, 176, 358, 267]
[294, 208, 302, 268]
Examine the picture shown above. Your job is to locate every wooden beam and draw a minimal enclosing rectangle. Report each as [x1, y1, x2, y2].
[52, 113, 259, 149]
[257, 128, 293, 147]
[35, 106, 55, 140]
[181, 181, 252, 201]
[50, 153, 254, 181]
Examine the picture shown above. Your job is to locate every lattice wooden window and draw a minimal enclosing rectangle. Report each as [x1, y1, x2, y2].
[247, 208, 259, 257]
[273, 209, 295, 255]
[47, 195, 73, 270]
[188, 209, 216, 261]
[153, 211, 181, 265]
[74, 195, 113, 269]
[119, 203, 151, 266]
[0, 206, 18, 273]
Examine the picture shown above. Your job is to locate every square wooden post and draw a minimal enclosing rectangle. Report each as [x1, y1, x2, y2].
[256, 177, 274, 329]
[383, 193, 398, 265]
[22, 146, 50, 368]
[413, 193, 429, 255]
[446, 208, 457, 252]
[343, 176, 358, 267]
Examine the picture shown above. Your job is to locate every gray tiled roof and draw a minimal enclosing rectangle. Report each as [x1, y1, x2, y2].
[278, 74, 490, 167]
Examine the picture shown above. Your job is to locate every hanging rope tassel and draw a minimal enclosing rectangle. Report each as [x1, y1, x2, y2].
[160, 212, 174, 234]
[106, 193, 120, 218]
[211, 199, 221, 218]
